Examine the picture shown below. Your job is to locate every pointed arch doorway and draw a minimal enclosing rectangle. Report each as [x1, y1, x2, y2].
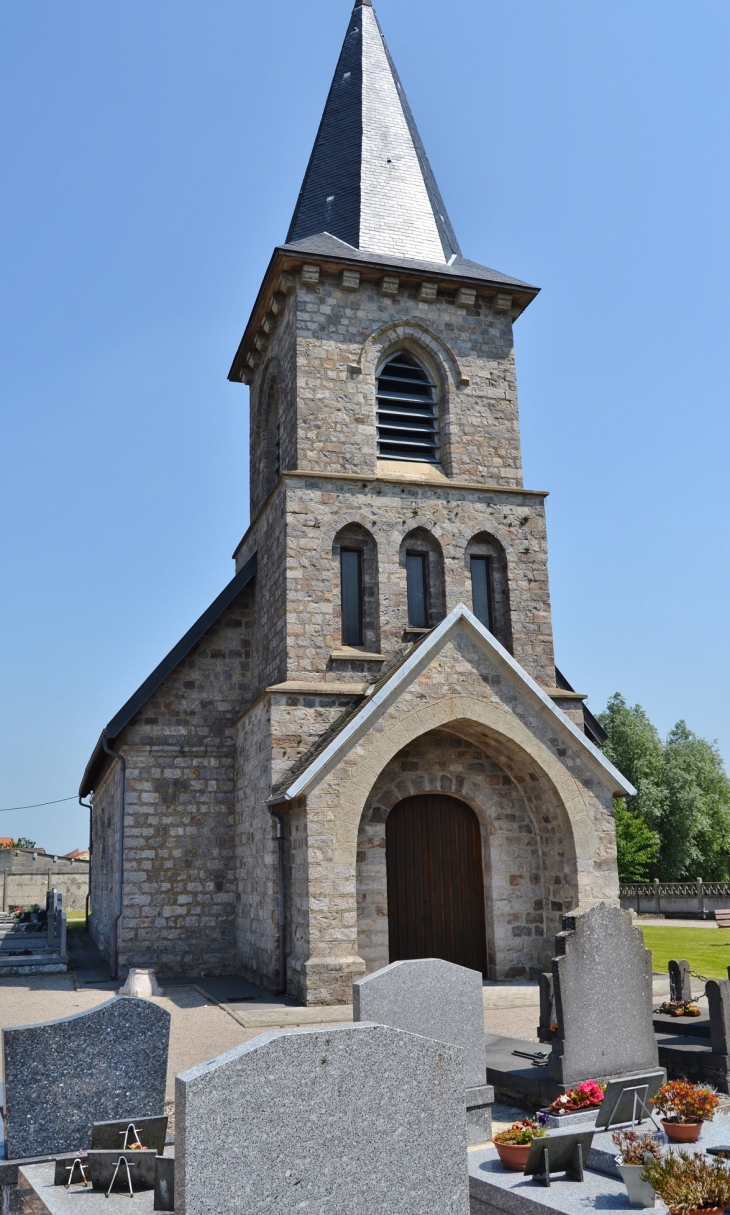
[385, 794, 488, 976]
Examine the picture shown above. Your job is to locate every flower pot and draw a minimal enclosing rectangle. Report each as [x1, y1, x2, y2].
[494, 1142, 532, 1171]
[662, 1120, 703, 1143]
[618, 1163, 656, 1209]
[680, 1208, 726, 1215]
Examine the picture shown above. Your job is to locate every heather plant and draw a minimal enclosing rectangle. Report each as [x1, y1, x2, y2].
[493, 1120, 546, 1146]
[641, 1151, 730, 1213]
[651, 1081, 720, 1124]
[612, 1129, 664, 1165]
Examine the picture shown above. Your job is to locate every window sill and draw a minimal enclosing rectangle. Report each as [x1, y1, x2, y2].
[330, 648, 387, 662]
[404, 627, 432, 636]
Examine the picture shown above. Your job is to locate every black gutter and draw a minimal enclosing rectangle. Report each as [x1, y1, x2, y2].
[79, 553, 257, 797]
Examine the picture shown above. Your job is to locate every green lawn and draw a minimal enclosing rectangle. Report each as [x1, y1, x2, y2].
[639, 925, 730, 981]
[65, 911, 86, 925]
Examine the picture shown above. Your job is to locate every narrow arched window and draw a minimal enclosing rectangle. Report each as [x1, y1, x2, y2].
[470, 556, 493, 631]
[400, 528, 445, 631]
[340, 548, 363, 646]
[333, 524, 380, 651]
[376, 352, 439, 463]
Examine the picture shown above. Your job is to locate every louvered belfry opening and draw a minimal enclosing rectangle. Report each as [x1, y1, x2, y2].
[376, 352, 439, 463]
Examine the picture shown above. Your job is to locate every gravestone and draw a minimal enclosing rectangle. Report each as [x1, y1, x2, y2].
[548, 903, 659, 1086]
[537, 971, 557, 1043]
[176, 1023, 469, 1215]
[353, 958, 492, 1144]
[3, 996, 170, 1158]
[669, 959, 692, 1003]
[707, 979, 730, 1055]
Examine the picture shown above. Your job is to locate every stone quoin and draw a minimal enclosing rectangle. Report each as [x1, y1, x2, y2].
[79, 0, 634, 1000]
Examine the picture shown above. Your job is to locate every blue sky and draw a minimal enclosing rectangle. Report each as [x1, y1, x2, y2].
[1, 0, 729, 855]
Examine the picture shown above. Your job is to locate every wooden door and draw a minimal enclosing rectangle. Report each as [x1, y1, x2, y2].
[386, 794, 488, 976]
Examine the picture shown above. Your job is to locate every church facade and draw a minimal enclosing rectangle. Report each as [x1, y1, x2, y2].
[80, 0, 633, 1003]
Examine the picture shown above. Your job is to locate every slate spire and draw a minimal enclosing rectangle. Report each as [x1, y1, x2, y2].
[287, 2, 460, 264]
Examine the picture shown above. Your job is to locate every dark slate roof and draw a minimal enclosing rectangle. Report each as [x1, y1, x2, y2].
[281, 232, 537, 290]
[287, 1, 460, 264]
[79, 554, 257, 797]
[555, 666, 608, 747]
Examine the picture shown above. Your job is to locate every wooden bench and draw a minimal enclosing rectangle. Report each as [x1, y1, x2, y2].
[715, 909, 730, 928]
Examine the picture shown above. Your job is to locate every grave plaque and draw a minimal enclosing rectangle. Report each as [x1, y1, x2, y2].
[669, 959, 692, 1003]
[91, 1116, 168, 1155]
[3, 996, 170, 1159]
[594, 1070, 666, 1129]
[548, 903, 658, 1086]
[524, 1128, 596, 1185]
[176, 1022, 469, 1215]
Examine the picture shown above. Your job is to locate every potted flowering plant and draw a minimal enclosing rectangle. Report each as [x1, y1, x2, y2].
[641, 1149, 730, 1215]
[657, 1001, 702, 1019]
[548, 1079, 606, 1115]
[612, 1129, 663, 1207]
[651, 1081, 720, 1143]
[493, 1120, 546, 1170]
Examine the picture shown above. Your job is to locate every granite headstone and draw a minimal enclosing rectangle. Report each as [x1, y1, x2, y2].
[176, 1023, 469, 1215]
[548, 903, 659, 1086]
[669, 959, 692, 1003]
[353, 957, 493, 1144]
[3, 996, 170, 1158]
[707, 979, 730, 1055]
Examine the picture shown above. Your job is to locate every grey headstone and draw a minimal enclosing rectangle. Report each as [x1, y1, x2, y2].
[707, 979, 730, 1055]
[176, 1023, 469, 1215]
[3, 996, 170, 1159]
[548, 903, 658, 1085]
[538, 971, 556, 1042]
[669, 959, 692, 1003]
[352, 957, 486, 1088]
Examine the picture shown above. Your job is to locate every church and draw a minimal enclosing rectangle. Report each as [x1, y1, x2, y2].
[79, 0, 633, 1003]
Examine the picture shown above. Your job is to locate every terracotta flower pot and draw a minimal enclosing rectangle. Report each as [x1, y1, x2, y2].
[662, 1120, 703, 1143]
[679, 1208, 726, 1215]
[494, 1141, 532, 1171]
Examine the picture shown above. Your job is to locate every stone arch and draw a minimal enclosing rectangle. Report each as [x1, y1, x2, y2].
[355, 318, 468, 475]
[399, 527, 446, 629]
[355, 721, 577, 980]
[331, 521, 380, 652]
[356, 317, 465, 389]
[465, 531, 513, 652]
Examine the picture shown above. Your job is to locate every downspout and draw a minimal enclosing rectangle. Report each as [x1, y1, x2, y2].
[269, 808, 286, 995]
[79, 795, 93, 928]
[102, 733, 126, 980]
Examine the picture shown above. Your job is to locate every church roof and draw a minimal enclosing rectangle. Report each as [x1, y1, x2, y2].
[78, 553, 257, 798]
[287, 0, 461, 265]
[270, 603, 636, 803]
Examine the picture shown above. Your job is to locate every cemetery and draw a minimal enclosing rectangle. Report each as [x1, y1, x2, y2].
[4, 903, 730, 1214]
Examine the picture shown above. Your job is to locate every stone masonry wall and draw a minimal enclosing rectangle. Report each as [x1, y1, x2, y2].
[285, 273, 524, 485]
[249, 292, 297, 518]
[89, 760, 120, 960]
[282, 623, 618, 1004]
[90, 589, 253, 974]
[237, 476, 554, 689]
[357, 727, 575, 980]
[233, 689, 362, 992]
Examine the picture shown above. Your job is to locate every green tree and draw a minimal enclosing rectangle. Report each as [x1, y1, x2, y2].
[614, 807, 660, 881]
[0, 837, 36, 849]
[661, 723, 730, 880]
[599, 696, 730, 880]
[599, 693, 666, 830]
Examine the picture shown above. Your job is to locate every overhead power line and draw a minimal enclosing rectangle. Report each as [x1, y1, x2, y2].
[0, 796, 79, 813]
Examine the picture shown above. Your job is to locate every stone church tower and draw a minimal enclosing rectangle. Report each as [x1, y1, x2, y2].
[81, 0, 633, 1002]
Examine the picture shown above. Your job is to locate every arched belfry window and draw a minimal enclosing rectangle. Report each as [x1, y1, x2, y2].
[376, 352, 439, 463]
